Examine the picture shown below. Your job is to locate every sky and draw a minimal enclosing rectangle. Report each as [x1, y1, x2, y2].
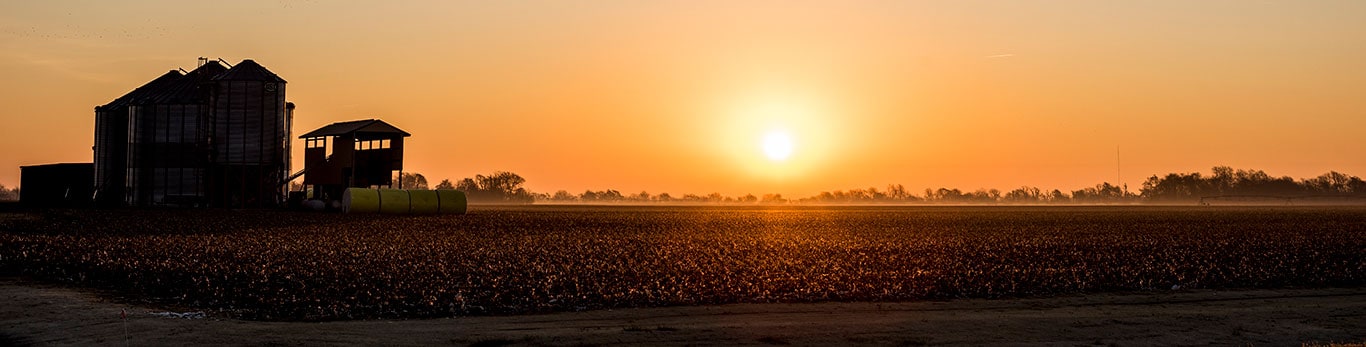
[2, 1, 1364, 198]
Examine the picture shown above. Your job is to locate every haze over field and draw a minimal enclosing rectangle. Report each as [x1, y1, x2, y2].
[2, 1, 1364, 197]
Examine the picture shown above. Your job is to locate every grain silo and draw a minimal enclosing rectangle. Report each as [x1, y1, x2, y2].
[206, 59, 290, 208]
[92, 58, 294, 208]
[124, 61, 225, 206]
[93, 70, 183, 207]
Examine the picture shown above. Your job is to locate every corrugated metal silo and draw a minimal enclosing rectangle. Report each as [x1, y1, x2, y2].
[207, 59, 289, 208]
[94, 70, 182, 207]
[124, 62, 224, 206]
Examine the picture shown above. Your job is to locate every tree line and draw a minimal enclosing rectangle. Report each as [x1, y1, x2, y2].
[400, 171, 535, 204]
[791, 167, 1363, 204]
[1140, 167, 1365, 202]
[0, 183, 18, 201]
[402, 166, 1365, 205]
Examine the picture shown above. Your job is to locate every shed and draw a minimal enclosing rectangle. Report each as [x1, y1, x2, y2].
[20, 163, 94, 208]
[296, 119, 410, 200]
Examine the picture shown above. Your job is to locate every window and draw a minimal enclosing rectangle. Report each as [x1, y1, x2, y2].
[306, 137, 326, 149]
[354, 139, 391, 151]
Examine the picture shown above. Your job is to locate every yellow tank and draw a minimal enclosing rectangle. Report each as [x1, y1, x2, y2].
[342, 188, 466, 214]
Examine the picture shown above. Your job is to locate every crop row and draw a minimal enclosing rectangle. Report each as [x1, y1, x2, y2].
[1, 206, 1363, 320]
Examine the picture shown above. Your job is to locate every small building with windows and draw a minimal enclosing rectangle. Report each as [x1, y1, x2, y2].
[296, 119, 410, 201]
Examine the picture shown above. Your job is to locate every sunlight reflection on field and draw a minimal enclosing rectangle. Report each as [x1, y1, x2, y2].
[1, 206, 1363, 321]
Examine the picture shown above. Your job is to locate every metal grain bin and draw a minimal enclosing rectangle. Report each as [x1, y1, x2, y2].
[124, 62, 224, 206]
[94, 70, 182, 207]
[207, 59, 290, 208]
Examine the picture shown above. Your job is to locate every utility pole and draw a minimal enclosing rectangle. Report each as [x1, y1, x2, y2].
[1117, 145, 1126, 196]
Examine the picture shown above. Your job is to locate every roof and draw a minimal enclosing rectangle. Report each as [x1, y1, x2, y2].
[143, 61, 227, 104]
[98, 70, 184, 110]
[213, 59, 286, 83]
[20, 162, 94, 170]
[299, 119, 411, 139]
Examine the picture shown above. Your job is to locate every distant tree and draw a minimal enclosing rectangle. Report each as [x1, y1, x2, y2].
[760, 193, 787, 204]
[965, 189, 998, 203]
[0, 183, 16, 201]
[1072, 183, 1126, 203]
[396, 172, 429, 190]
[1303, 171, 1365, 194]
[886, 184, 911, 201]
[926, 188, 966, 202]
[739, 194, 758, 203]
[706, 192, 723, 203]
[434, 179, 455, 190]
[475, 172, 523, 196]
[632, 191, 651, 202]
[1047, 189, 1069, 202]
[456, 178, 478, 191]
[580, 189, 623, 202]
[653, 192, 673, 202]
[455, 171, 532, 203]
[551, 190, 576, 201]
[1137, 166, 1339, 202]
[1004, 186, 1042, 203]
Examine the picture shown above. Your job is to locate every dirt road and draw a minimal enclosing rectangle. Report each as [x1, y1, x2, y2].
[2, 279, 1362, 346]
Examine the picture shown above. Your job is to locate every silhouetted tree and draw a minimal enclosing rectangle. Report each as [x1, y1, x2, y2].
[1003, 186, 1043, 203]
[434, 179, 455, 190]
[455, 171, 532, 203]
[1048, 189, 1069, 202]
[580, 189, 623, 202]
[760, 193, 787, 204]
[550, 190, 576, 202]
[1071, 183, 1126, 203]
[0, 183, 16, 201]
[886, 184, 913, 201]
[1303, 171, 1366, 194]
[739, 194, 758, 203]
[1136, 166, 1361, 202]
[631, 191, 651, 202]
[653, 192, 673, 202]
[396, 172, 429, 190]
[706, 193, 723, 203]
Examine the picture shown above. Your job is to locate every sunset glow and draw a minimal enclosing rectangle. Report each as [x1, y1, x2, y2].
[2, 1, 1364, 198]
[762, 130, 794, 162]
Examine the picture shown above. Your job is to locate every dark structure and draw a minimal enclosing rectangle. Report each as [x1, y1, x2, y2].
[20, 163, 94, 208]
[297, 119, 409, 201]
[93, 59, 294, 208]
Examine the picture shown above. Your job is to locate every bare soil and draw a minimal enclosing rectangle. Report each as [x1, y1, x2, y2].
[2, 279, 1362, 346]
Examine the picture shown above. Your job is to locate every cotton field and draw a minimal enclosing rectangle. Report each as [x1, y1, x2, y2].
[1, 206, 1362, 321]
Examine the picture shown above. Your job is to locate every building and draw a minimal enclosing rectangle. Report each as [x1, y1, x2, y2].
[20, 163, 94, 208]
[93, 59, 294, 208]
[297, 119, 410, 201]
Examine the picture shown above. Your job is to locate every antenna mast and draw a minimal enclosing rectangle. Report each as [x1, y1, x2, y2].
[1117, 145, 1124, 195]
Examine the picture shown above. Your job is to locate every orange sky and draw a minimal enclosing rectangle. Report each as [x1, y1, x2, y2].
[2, 1, 1364, 198]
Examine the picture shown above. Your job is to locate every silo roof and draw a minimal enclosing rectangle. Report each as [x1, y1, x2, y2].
[143, 61, 227, 104]
[299, 119, 411, 139]
[213, 59, 286, 83]
[99, 70, 184, 110]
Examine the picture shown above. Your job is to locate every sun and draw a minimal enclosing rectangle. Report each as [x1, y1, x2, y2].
[761, 130, 795, 162]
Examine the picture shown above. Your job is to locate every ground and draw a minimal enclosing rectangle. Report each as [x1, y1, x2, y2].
[3, 278, 1362, 346]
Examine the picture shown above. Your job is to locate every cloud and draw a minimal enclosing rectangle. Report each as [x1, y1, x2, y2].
[985, 53, 1016, 59]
